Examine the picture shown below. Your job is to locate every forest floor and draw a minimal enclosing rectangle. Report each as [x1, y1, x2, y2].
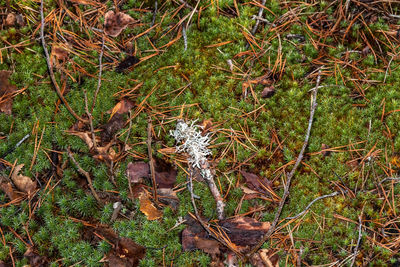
[1, 0, 400, 266]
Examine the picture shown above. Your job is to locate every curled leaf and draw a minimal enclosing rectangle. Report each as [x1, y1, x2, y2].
[11, 164, 36, 194]
[104, 11, 137, 37]
[138, 191, 162, 220]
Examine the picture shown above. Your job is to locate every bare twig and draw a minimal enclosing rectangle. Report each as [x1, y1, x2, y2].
[247, 68, 323, 257]
[91, 35, 105, 112]
[147, 116, 158, 203]
[251, 0, 267, 35]
[40, 0, 87, 123]
[151, 0, 158, 27]
[285, 191, 340, 220]
[350, 214, 363, 267]
[84, 90, 97, 149]
[182, 25, 188, 51]
[380, 177, 400, 184]
[66, 147, 100, 203]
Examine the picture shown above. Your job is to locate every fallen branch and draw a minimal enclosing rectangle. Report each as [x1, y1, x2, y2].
[246, 68, 323, 257]
[285, 191, 339, 220]
[39, 0, 87, 123]
[147, 116, 158, 203]
[66, 147, 100, 203]
[171, 120, 225, 220]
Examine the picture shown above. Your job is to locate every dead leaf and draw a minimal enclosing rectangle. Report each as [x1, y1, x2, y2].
[251, 249, 279, 267]
[95, 227, 145, 267]
[127, 162, 149, 184]
[201, 119, 213, 135]
[101, 113, 126, 143]
[126, 160, 177, 188]
[24, 247, 47, 267]
[138, 191, 162, 220]
[11, 164, 36, 194]
[115, 56, 140, 72]
[219, 217, 270, 252]
[104, 11, 137, 37]
[51, 45, 69, 68]
[0, 180, 21, 200]
[158, 188, 179, 211]
[240, 171, 272, 195]
[261, 86, 275, 98]
[5, 13, 16, 26]
[110, 98, 135, 118]
[194, 236, 220, 255]
[0, 70, 18, 115]
[67, 131, 95, 148]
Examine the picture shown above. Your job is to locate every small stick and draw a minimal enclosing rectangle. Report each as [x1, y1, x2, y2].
[247, 68, 322, 257]
[151, 0, 158, 27]
[123, 110, 133, 152]
[147, 116, 158, 203]
[251, 0, 267, 35]
[39, 0, 87, 123]
[67, 147, 100, 203]
[350, 213, 363, 267]
[84, 90, 97, 150]
[285, 191, 339, 220]
[182, 25, 188, 51]
[0, 134, 30, 171]
[91, 35, 105, 113]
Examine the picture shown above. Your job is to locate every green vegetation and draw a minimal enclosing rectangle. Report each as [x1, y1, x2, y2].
[1, 0, 400, 266]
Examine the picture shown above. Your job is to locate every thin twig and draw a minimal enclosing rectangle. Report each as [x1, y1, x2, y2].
[66, 147, 100, 203]
[84, 90, 97, 149]
[123, 110, 133, 152]
[285, 191, 339, 220]
[188, 167, 241, 257]
[147, 116, 158, 203]
[251, 0, 267, 35]
[151, 0, 158, 27]
[182, 25, 187, 51]
[91, 35, 105, 112]
[247, 68, 323, 258]
[39, 0, 87, 123]
[380, 177, 400, 184]
[350, 213, 363, 267]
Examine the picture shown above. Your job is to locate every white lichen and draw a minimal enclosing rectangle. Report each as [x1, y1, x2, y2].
[170, 120, 211, 169]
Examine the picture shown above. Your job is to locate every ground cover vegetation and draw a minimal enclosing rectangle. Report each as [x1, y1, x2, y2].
[1, 0, 400, 266]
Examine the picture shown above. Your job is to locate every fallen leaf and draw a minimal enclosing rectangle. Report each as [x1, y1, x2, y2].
[126, 160, 177, 188]
[104, 11, 137, 37]
[0, 180, 21, 200]
[115, 56, 140, 72]
[126, 162, 149, 184]
[5, 13, 16, 26]
[67, 131, 95, 148]
[110, 98, 135, 118]
[158, 188, 179, 211]
[219, 217, 270, 252]
[95, 227, 145, 267]
[24, 247, 47, 267]
[261, 86, 275, 98]
[138, 191, 162, 220]
[201, 119, 213, 135]
[240, 171, 272, 195]
[11, 164, 36, 194]
[0, 70, 18, 114]
[194, 236, 220, 255]
[51, 45, 69, 68]
[109, 238, 146, 267]
[101, 113, 126, 143]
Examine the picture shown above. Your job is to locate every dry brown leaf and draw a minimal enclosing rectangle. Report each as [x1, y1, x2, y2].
[240, 171, 273, 195]
[5, 13, 16, 26]
[138, 191, 162, 220]
[0, 70, 17, 114]
[11, 164, 37, 194]
[24, 247, 47, 267]
[104, 11, 137, 37]
[51, 45, 69, 68]
[0, 180, 21, 200]
[158, 188, 179, 211]
[127, 162, 149, 184]
[110, 98, 135, 118]
[67, 131, 94, 148]
[261, 86, 275, 98]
